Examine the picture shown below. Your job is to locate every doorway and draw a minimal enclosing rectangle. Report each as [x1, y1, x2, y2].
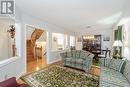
[26, 25, 47, 73]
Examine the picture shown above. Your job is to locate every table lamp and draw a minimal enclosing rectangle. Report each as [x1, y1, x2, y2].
[113, 40, 123, 58]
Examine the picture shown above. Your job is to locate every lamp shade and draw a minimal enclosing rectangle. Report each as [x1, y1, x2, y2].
[113, 40, 123, 47]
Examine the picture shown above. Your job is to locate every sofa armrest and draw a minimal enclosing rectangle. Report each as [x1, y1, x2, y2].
[99, 58, 105, 66]
[83, 57, 93, 71]
[85, 54, 94, 60]
[87, 54, 94, 68]
[82, 54, 94, 65]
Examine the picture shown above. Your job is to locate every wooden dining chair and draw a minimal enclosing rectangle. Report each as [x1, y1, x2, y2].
[98, 48, 111, 58]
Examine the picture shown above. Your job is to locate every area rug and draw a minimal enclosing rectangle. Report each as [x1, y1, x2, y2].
[21, 65, 99, 87]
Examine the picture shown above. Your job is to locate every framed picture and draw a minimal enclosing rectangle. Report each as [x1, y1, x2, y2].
[103, 36, 110, 41]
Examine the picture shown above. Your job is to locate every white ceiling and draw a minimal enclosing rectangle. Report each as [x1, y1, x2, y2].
[16, 0, 129, 32]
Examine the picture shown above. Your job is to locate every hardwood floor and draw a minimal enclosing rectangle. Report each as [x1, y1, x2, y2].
[27, 56, 48, 73]
[89, 65, 100, 76]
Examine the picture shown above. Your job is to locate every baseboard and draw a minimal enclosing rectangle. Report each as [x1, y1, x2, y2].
[16, 71, 26, 80]
[48, 58, 62, 64]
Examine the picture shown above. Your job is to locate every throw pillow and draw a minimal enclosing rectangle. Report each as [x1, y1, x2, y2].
[123, 60, 130, 83]
[109, 59, 124, 72]
[104, 58, 111, 67]
[66, 52, 72, 57]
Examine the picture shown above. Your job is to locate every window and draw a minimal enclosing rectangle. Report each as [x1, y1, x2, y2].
[70, 36, 75, 46]
[65, 35, 69, 48]
[52, 33, 64, 51]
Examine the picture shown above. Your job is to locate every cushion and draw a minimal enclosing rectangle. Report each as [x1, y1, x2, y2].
[75, 59, 84, 64]
[99, 58, 105, 66]
[80, 52, 86, 58]
[123, 60, 130, 83]
[66, 52, 72, 57]
[0, 77, 18, 87]
[109, 59, 124, 72]
[104, 58, 111, 67]
[65, 58, 72, 62]
[99, 58, 111, 67]
[71, 51, 76, 58]
[100, 67, 130, 87]
[75, 51, 81, 58]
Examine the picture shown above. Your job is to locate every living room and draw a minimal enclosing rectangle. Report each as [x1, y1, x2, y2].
[0, 0, 130, 87]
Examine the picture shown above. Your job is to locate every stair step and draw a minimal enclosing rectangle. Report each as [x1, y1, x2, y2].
[26, 30, 44, 62]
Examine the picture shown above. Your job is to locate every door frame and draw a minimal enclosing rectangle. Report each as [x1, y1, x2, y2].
[25, 24, 48, 72]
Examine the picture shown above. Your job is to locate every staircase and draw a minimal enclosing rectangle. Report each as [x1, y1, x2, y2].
[27, 40, 34, 62]
[27, 29, 44, 62]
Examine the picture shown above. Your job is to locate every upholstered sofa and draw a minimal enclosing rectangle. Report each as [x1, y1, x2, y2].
[99, 58, 130, 87]
[60, 50, 94, 72]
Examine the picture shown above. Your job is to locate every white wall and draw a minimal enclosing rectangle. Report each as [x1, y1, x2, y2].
[0, 15, 23, 82]
[116, 18, 130, 60]
[0, 57, 23, 81]
[19, 7, 74, 71]
[0, 18, 15, 61]
[76, 37, 82, 50]
[20, 13, 73, 65]
[0, 6, 74, 81]
[114, 2, 130, 60]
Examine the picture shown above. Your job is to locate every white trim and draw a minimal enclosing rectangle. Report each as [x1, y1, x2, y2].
[16, 71, 25, 80]
[0, 57, 20, 68]
[48, 58, 62, 64]
[25, 24, 48, 72]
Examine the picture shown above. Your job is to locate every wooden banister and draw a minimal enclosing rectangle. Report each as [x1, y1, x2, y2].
[30, 29, 44, 58]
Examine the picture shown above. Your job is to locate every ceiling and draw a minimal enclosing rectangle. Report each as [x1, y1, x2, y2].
[16, 0, 129, 32]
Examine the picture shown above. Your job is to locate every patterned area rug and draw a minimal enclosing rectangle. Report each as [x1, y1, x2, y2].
[21, 65, 99, 87]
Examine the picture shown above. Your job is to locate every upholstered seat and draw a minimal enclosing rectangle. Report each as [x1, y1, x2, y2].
[60, 50, 94, 72]
[75, 59, 83, 64]
[99, 58, 130, 87]
[100, 67, 130, 87]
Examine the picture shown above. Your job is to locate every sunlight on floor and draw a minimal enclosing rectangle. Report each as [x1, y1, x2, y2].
[27, 56, 48, 73]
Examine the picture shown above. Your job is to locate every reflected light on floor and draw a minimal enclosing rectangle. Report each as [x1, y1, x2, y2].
[27, 57, 47, 73]
[36, 66, 40, 71]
